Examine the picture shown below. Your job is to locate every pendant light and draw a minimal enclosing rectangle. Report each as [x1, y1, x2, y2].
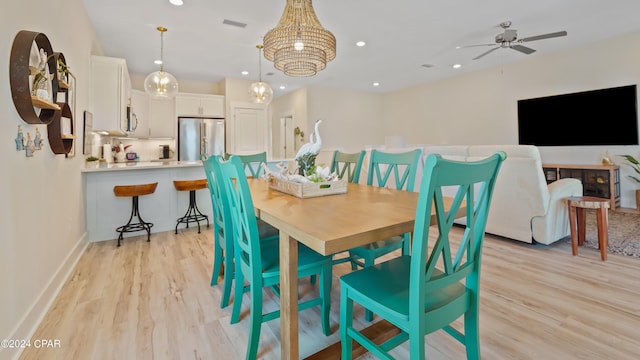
[144, 26, 179, 98]
[248, 44, 273, 104]
[263, 0, 336, 77]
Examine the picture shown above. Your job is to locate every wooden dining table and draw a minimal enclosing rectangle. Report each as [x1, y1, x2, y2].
[247, 178, 461, 359]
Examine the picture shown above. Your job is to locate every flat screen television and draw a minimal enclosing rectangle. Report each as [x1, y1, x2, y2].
[518, 85, 639, 146]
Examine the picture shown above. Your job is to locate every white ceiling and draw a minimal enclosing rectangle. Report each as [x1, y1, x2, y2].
[82, 0, 640, 97]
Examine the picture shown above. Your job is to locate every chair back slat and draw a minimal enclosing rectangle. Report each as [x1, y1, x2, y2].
[410, 152, 505, 318]
[203, 156, 231, 252]
[367, 149, 422, 191]
[330, 150, 365, 183]
[211, 156, 263, 281]
[234, 152, 267, 178]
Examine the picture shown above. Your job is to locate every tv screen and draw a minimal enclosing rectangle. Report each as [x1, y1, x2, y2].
[518, 85, 639, 146]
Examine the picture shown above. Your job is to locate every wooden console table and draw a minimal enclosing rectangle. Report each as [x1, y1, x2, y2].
[543, 164, 620, 210]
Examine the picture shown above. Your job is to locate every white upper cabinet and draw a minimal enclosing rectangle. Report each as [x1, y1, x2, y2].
[148, 97, 175, 138]
[175, 93, 224, 118]
[129, 90, 148, 137]
[91, 55, 131, 133]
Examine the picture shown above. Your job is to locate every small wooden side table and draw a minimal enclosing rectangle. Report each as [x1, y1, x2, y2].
[566, 196, 610, 261]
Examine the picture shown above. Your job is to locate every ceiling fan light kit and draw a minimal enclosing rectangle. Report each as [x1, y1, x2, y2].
[263, 0, 336, 77]
[144, 26, 179, 98]
[466, 21, 567, 60]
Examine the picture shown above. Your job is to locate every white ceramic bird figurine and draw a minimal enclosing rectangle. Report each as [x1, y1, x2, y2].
[309, 119, 322, 155]
[295, 132, 315, 160]
[294, 119, 323, 176]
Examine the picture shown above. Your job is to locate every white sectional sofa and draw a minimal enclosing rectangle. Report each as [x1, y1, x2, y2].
[359, 144, 583, 245]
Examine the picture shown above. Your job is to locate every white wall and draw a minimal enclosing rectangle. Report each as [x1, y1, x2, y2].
[383, 31, 640, 208]
[270, 88, 308, 160]
[1, 1, 100, 359]
[267, 87, 384, 166]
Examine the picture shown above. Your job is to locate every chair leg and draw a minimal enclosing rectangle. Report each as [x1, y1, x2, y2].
[211, 241, 223, 286]
[340, 290, 354, 359]
[348, 250, 359, 270]
[464, 303, 481, 360]
[401, 233, 411, 256]
[364, 255, 375, 322]
[321, 264, 332, 336]
[246, 282, 263, 360]
[231, 262, 244, 324]
[221, 251, 234, 308]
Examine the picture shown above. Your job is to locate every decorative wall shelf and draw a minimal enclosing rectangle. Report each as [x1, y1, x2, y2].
[48, 102, 74, 155]
[30, 96, 61, 110]
[10, 30, 60, 124]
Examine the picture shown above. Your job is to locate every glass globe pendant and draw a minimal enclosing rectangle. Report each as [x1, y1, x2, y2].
[144, 26, 178, 98]
[248, 45, 273, 104]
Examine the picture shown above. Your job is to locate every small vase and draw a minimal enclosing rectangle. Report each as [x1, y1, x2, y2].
[116, 152, 126, 163]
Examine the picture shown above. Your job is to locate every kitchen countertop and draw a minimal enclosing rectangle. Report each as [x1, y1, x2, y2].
[81, 160, 203, 173]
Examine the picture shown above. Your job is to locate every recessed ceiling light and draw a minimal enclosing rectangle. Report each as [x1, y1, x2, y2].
[241, 70, 249, 75]
[279, 85, 286, 90]
[356, 41, 366, 47]
[453, 64, 462, 69]
[154, 59, 163, 65]
[372, 82, 380, 87]
[169, 0, 183, 6]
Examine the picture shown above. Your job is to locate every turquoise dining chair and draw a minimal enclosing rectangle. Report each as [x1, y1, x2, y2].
[330, 150, 366, 184]
[234, 152, 268, 178]
[211, 155, 333, 360]
[203, 155, 278, 309]
[340, 151, 505, 360]
[347, 148, 422, 320]
[330, 150, 367, 266]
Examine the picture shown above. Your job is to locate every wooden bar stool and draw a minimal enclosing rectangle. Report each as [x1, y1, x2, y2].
[174, 179, 210, 234]
[113, 182, 158, 247]
[567, 196, 610, 261]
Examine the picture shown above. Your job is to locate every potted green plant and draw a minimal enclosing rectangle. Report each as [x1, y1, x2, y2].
[57, 58, 73, 83]
[85, 156, 99, 168]
[618, 154, 640, 209]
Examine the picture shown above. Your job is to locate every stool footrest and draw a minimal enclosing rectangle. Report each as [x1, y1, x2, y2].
[175, 189, 210, 234]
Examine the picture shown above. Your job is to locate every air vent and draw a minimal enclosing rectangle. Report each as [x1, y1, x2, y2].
[421, 64, 435, 68]
[222, 19, 247, 28]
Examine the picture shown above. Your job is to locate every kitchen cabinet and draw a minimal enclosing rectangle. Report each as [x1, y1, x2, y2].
[129, 90, 148, 137]
[175, 93, 224, 118]
[148, 97, 175, 138]
[91, 55, 131, 133]
[129, 90, 175, 138]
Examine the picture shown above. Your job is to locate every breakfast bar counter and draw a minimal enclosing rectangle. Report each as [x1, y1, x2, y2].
[83, 161, 212, 242]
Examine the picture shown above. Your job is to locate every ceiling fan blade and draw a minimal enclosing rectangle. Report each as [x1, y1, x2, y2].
[511, 44, 536, 55]
[520, 31, 567, 42]
[458, 43, 497, 49]
[473, 46, 500, 60]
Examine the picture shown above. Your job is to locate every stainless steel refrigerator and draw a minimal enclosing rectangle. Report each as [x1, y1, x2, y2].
[178, 117, 225, 161]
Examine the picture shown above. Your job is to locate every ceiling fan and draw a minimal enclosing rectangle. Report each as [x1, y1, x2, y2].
[462, 21, 568, 60]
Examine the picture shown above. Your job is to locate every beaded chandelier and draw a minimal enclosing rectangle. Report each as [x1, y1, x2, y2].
[263, 0, 336, 77]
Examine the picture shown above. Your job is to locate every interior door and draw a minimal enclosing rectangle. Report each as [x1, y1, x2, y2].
[231, 105, 267, 155]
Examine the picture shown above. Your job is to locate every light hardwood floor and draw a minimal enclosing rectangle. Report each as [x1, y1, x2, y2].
[19, 226, 640, 359]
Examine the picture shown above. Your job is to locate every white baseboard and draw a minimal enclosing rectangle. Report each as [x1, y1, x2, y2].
[1, 233, 88, 360]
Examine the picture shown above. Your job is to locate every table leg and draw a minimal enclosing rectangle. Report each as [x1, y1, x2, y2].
[568, 204, 578, 256]
[280, 230, 299, 359]
[596, 208, 608, 261]
[576, 207, 586, 246]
